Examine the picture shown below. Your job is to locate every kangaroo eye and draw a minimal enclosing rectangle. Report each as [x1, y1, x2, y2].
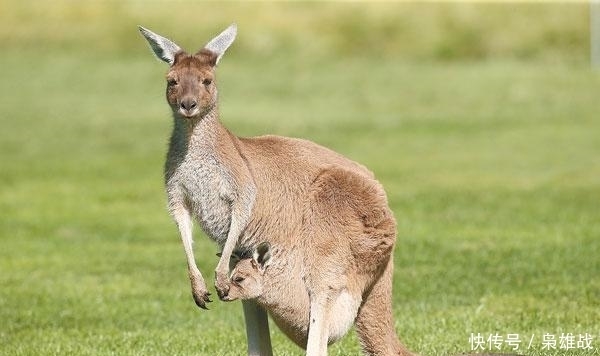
[167, 79, 178, 86]
[233, 276, 245, 283]
[202, 78, 212, 86]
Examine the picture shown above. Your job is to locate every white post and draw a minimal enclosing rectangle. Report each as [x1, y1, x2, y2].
[592, 0, 600, 67]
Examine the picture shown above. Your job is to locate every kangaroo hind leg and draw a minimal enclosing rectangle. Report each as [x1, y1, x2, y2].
[355, 259, 414, 356]
[305, 292, 330, 356]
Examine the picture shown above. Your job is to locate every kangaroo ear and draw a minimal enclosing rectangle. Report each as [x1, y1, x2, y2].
[138, 26, 182, 66]
[203, 23, 237, 66]
[253, 242, 271, 271]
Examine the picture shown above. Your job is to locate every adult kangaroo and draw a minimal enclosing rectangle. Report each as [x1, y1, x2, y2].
[139, 24, 413, 356]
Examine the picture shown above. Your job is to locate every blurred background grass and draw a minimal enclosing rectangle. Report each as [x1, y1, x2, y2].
[1, 1, 599, 356]
[0, 1, 590, 62]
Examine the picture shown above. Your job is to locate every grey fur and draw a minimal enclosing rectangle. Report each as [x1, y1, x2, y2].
[138, 26, 182, 65]
[204, 23, 237, 65]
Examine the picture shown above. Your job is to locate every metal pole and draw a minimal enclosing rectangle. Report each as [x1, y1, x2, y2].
[592, 0, 600, 67]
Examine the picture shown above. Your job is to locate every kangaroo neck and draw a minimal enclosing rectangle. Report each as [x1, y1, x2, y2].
[172, 105, 237, 157]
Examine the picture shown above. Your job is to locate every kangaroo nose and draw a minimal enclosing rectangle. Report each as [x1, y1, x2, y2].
[217, 287, 229, 301]
[180, 98, 197, 111]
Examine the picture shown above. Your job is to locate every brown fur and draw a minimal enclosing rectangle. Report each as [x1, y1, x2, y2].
[140, 25, 413, 356]
[225, 168, 413, 355]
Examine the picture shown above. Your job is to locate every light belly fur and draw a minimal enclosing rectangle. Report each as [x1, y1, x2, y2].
[328, 291, 361, 343]
[175, 161, 234, 246]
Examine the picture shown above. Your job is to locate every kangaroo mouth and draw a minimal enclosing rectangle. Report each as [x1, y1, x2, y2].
[178, 107, 201, 118]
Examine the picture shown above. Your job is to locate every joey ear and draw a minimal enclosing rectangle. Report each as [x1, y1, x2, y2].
[253, 242, 271, 271]
[138, 26, 182, 65]
[203, 23, 237, 66]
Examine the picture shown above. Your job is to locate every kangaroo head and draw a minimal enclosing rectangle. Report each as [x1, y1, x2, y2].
[224, 242, 272, 301]
[138, 24, 237, 119]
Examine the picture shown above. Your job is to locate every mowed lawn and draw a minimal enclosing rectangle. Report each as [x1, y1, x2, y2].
[1, 4, 599, 356]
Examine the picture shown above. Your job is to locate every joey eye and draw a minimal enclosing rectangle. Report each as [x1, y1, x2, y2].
[233, 276, 245, 284]
[167, 79, 178, 86]
[202, 78, 212, 86]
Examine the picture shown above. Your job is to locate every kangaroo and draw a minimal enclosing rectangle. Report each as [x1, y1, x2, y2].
[139, 24, 413, 356]
[225, 241, 409, 356]
[225, 246, 528, 356]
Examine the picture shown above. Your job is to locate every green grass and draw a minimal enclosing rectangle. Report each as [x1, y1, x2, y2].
[1, 2, 599, 356]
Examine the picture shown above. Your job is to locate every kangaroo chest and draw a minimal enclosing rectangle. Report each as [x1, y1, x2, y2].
[169, 155, 234, 245]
